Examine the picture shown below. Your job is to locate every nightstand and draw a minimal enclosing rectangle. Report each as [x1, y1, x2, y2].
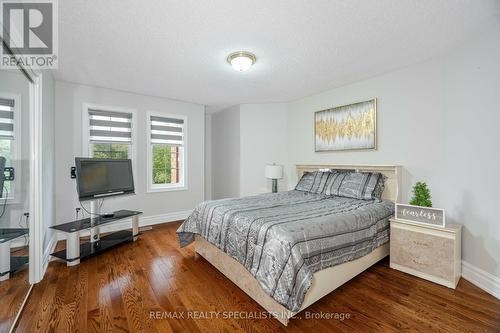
[390, 218, 462, 289]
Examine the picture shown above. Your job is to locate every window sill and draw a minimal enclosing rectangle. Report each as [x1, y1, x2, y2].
[146, 185, 188, 193]
[1, 197, 20, 205]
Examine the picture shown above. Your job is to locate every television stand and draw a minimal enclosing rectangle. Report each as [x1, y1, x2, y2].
[0, 228, 29, 281]
[50, 210, 142, 266]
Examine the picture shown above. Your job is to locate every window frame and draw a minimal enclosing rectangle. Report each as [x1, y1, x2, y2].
[0, 92, 22, 203]
[146, 111, 188, 193]
[81, 103, 137, 180]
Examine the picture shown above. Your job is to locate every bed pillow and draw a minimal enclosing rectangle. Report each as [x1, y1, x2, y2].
[333, 171, 387, 200]
[372, 174, 387, 200]
[295, 171, 332, 194]
[323, 171, 350, 196]
[338, 172, 385, 200]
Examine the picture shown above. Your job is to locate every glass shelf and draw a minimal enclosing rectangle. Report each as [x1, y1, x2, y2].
[50, 210, 142, 233]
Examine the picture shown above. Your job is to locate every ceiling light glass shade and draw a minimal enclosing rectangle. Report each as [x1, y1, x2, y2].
[227, 51, 256, 72]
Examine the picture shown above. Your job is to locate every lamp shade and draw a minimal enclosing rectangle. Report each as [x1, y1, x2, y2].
[265, 164, 283, 179]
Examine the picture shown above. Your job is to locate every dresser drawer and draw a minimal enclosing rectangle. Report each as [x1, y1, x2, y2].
[390, 223, 457, 285]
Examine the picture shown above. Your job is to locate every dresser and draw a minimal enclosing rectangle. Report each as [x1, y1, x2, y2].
[390, 218, 462, 288]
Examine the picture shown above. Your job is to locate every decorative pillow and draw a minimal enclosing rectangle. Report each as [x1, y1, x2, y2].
[372, 174, 387, 200]
[335, 172, 387, 200]
[295, 171, 332, 194]
[323, 171, 350, 196]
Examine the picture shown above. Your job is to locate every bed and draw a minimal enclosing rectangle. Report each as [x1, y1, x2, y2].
[177, 164, 401, 325]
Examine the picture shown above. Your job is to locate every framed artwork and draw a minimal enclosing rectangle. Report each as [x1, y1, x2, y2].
[314, 99, 377, 152]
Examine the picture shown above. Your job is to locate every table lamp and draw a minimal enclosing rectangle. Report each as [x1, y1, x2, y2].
[265, 164, 283, 193]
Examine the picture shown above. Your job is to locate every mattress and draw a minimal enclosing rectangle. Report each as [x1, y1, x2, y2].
[177, 190, 394, 311]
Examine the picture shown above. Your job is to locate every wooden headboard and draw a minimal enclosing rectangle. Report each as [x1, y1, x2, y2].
[296, 164, 401, 202]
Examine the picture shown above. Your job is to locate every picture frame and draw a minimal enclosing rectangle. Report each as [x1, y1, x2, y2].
[395, 203, 446, 228]
[314, 98, 377, 152]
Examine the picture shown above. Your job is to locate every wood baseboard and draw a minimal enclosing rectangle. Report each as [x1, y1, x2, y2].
[462, 261, 500, 299]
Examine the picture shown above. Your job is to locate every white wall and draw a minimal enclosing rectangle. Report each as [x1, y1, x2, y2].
[209, 103, 289, 198]
[239, 103, 289, 196]
[54, 81, 205, 224]
[230, 62, 447, 203]
[204, 111, 212, 200]
[211, 105, 240, 199]
[287, 59, 445, 205]
[441, 18, 500, 277]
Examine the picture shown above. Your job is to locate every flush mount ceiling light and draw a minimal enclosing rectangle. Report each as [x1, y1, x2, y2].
[227, 51, 257, 72]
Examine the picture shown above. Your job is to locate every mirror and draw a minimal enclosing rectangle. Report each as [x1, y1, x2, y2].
[0, 52, 32, 331]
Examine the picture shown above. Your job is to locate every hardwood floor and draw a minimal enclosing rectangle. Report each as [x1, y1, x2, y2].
[15, 221, 500, 332]
[0, 260, 29, 333]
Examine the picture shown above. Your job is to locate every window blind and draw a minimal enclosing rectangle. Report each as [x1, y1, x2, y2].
[0, 98, 15, 140]
[88, 109, 132, 143]
[150, 115, 184, 146]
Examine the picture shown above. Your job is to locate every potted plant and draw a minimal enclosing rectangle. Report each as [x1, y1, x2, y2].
[409, 182, 432, 207]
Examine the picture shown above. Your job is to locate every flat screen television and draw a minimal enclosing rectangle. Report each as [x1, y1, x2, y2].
[75, 158, 135, 201]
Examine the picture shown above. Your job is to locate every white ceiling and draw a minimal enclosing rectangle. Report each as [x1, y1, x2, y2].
[55, 0, 500, 109]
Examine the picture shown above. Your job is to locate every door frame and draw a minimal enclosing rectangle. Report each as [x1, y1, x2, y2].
[2, 39, 45, 283]
[1, 34, 44, 283]
[27, 73, 43, 284]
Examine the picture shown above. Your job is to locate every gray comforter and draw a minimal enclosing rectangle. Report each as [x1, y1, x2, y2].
[177, 190, 394, 311]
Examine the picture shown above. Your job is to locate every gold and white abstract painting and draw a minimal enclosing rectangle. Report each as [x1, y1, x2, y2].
[314, 99, 376, 151]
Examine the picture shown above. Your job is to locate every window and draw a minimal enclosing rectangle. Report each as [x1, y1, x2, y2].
[85, 107, 134, 160]
[148, 114, 186, 191]
[92, 142, 129, 159]
[0, 96, 18, 199]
